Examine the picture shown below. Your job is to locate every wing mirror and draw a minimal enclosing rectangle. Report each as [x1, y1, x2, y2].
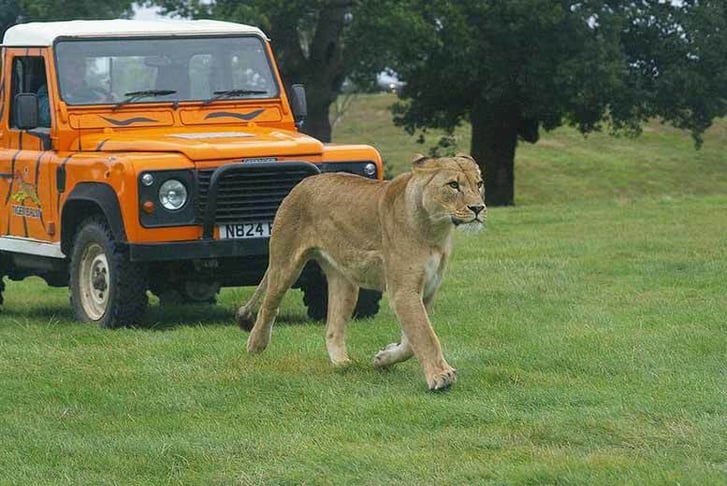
[290, 84, 307, 129]
[14, 93, 39, 130]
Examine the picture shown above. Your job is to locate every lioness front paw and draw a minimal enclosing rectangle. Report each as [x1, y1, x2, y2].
[427, 367, 457, 391]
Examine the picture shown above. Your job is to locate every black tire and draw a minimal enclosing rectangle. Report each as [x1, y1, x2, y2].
[354, 289, 382, 319]
[69, 217, 147, 328]
[301, 272, 327, 321]
[0, 252, 8, 307]
[300, 266, 382, 321]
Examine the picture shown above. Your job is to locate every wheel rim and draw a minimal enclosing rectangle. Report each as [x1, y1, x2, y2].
[79, 243, 110, 321]
[183, 281, 220, 302]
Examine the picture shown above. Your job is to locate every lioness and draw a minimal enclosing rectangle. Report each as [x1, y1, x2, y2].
[237, 154, 486, 390]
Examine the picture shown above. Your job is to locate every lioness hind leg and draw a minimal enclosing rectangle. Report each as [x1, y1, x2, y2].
[247, 256, 307, 354]
[373, 332, 413, 369]
[236, 271, 268, 331]
[322, 267, 358, 366]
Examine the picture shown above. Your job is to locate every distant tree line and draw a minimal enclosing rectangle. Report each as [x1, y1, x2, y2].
[0, 0, 134, 36]
[4, 0, 725, 205]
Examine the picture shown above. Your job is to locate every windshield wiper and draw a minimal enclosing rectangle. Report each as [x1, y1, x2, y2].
[202, 89, 268, 105]
[113, 89, 177, 110]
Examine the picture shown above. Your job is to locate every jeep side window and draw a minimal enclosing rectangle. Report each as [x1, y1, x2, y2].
[10, 56, 50, 128]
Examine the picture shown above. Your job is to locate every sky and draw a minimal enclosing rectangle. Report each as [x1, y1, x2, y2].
[132, 4, 166, 20]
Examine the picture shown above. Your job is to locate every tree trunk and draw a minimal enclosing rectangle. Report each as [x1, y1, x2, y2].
[271, 4, 349, 143]
[302, 88, 334, 142]
[470, 100, 518, 206]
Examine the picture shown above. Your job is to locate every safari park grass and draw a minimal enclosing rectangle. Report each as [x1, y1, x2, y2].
[1, 93, 726, 484]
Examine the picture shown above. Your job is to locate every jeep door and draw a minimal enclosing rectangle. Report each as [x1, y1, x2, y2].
[0, 50, 58, 252]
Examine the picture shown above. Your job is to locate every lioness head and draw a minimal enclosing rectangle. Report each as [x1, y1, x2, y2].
[412, 154, 486, 230]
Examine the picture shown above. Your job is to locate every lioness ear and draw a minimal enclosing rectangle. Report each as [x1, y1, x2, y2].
[455, 153, 476, 163]
[412, 153, 429, 167]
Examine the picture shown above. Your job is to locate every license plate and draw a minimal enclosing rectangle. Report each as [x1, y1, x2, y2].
[219, 222, 273, 239]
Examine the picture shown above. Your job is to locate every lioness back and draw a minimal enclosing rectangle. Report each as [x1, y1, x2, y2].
[274, 172, 388, 246]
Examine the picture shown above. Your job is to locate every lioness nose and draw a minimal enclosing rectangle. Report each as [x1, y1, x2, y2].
[469, 204, 485, 216]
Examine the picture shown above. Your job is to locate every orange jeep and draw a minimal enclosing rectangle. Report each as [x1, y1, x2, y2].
[0, 19, 383, 327]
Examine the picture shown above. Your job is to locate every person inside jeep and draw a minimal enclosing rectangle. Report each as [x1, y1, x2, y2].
[37, 81, 50, 127]
[59, 56, 111, 104]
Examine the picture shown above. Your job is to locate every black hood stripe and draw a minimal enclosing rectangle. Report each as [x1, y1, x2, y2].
[100, 116, 159, 126]
[204, 109, 264, 121]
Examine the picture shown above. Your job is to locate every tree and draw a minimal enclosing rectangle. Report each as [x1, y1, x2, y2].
[1, 0, 135, 38]
[16, 0, 135, 20]
[0, 0, 22, 38]
[386, 0, 727, 206]
[150, 0, 396, 142]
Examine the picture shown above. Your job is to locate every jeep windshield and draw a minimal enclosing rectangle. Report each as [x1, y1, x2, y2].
[54, 36, 279, 106]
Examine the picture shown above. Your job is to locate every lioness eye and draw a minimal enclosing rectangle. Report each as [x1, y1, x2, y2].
[477, 180, 484, 188]
[448, 181, 460, 190]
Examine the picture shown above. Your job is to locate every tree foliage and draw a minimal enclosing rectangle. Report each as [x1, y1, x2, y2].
[385, 0, 727, 205]
[17, 0, 135, 21]
[1, 0, 22, 37]
[1, 0, 135, 38]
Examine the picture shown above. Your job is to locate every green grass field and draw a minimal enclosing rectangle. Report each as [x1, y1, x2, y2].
[1, 94, 726, 484]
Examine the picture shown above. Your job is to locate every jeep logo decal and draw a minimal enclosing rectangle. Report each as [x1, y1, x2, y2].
[10, 169, 42, 220]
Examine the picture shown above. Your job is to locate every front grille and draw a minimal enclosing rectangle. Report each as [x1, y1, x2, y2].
[197, 162, 319, 230]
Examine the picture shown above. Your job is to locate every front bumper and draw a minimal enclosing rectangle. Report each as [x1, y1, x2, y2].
[126, 237, 269, 262]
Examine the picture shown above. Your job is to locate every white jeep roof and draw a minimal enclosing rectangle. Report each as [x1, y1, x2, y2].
[2, 19, 267, 47]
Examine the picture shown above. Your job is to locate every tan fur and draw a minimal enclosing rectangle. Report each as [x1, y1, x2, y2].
[237, 155, 486, 391]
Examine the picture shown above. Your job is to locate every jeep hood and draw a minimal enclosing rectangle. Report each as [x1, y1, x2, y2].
[81, 128, 324, 161]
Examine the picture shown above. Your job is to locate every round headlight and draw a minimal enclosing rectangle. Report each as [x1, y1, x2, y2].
[159, 179, 188, 211]
[363, 162, 377, 177]
[141, 173, 154, 186]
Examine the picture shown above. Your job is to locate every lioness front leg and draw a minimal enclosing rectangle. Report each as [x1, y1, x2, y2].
[374, 290, 439, 369]
[390, 290, 456, 391]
